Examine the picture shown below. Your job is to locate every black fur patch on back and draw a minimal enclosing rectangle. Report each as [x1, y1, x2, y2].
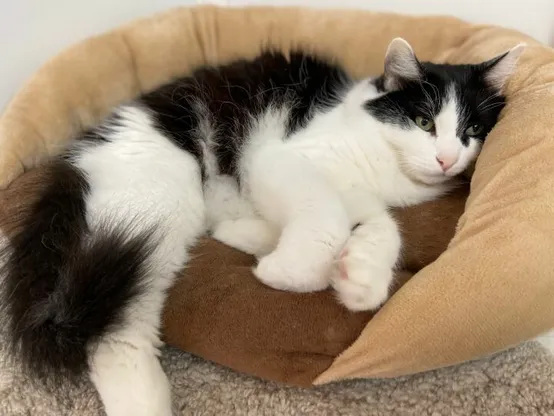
[139, 49, 349, 178]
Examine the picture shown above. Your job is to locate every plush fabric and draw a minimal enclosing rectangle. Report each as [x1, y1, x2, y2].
[2, 332, 554, 415]
[0, 5, 553, 385]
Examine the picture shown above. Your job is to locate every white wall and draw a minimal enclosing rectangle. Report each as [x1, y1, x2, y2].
[1, 0, 552, 111]
[0, 0, 198, 110]
[226, 0, 554, 46]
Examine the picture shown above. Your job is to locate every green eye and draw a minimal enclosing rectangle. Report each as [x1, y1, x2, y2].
[465, 124, 485, 137]
[415, 116, 435, 132]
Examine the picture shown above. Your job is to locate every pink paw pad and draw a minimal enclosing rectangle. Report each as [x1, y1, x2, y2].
[338, 249, 348, 280]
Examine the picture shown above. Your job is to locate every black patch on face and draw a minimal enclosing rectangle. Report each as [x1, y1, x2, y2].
[139, 50, 349, 178]
[366, 62, 507, 146]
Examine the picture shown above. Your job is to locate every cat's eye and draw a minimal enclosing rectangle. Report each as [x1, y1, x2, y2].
[415, 116, 435, 132]
[465, 124, 485, 137]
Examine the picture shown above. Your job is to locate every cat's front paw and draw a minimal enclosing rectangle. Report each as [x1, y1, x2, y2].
[331, 247, 393, 312]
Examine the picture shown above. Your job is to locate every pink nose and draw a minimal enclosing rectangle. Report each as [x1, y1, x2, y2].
[436, 156, 456, 172]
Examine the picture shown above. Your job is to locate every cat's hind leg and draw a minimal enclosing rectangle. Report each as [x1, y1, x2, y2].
[87, 217, 203, 416]
[69, 109, 206, 416]
[84, 188, 204, 413]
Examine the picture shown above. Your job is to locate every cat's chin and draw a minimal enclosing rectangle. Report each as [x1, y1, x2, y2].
[421, 176, 451, 187]
[419, 173, 466, 193]
[404, 169, 450, 187]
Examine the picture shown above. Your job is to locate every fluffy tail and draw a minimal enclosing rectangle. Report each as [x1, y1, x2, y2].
[0, 160, 153, 384]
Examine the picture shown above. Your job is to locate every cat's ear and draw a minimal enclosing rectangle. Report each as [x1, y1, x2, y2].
[383, 38, 422, 91]
[479, 43, 526, 90]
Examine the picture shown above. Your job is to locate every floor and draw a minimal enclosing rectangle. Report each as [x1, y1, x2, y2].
[3, 340, 552, 416]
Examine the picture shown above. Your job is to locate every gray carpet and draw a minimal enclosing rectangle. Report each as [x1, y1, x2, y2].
[1, 339, 553, 415]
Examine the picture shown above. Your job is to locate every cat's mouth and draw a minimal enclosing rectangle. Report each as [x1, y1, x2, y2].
[442, 162, 467, 178]
[413, 162, 474, 187]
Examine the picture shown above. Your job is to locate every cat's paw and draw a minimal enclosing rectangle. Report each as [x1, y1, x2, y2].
[103, 397, 173, 416]
[331, 247, 393, 312]
[212, 218, 279, 257]
[253, 246, 331, 293]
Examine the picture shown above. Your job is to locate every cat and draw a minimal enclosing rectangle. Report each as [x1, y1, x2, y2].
[0, 38, 523, 415]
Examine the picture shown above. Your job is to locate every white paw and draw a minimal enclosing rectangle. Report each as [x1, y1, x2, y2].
[331, 246, 394, 312]
[212, 218, 279, 257]
[91, 339, 174, 416]
[103, 397, 173, 416]
[253, 245, 332, 293]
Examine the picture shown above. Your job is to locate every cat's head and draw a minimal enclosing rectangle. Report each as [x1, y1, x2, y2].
[366, 37, 525, 185]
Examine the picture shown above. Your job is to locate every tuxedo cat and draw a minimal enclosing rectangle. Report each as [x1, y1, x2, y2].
[1, 38, 523, 415]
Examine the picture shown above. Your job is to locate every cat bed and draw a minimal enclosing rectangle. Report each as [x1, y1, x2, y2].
[1, 5, 553, 386]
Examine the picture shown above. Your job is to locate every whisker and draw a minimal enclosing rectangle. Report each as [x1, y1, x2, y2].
[477, 92, 502, 110]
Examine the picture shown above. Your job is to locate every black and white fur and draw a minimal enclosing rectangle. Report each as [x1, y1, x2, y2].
[0, 38, 523, 415]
